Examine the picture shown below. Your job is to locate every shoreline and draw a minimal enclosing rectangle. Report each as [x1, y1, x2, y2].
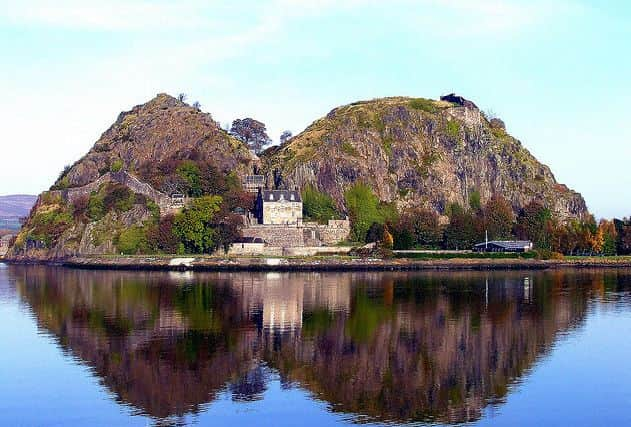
[3, 255, 631, 272]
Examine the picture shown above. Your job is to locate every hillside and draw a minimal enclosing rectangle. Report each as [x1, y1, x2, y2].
[8, 93, 589, 260]
[262, 95, 587, 220]
[9, 94, 257, 260]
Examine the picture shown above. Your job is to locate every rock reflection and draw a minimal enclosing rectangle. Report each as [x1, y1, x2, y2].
[9, 267, 627, 425]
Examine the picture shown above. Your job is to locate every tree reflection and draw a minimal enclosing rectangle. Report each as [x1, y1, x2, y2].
[10, 267, 628, 425]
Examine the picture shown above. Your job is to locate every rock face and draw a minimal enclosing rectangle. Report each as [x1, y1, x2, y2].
[263, 96, 587, 220]
[55, 93, 257, 189]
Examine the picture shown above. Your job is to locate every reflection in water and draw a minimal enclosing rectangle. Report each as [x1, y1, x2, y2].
[7, 266, 631, 425]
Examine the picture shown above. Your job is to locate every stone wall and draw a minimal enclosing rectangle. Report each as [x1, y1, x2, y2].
[242, 225, 305, 247]
[55, 171, 180, 215]
[241, 219, 350, 248]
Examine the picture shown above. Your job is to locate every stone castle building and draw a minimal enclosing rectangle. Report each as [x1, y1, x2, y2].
[231, 176, 351, 252]
[256, 190, 303, 225]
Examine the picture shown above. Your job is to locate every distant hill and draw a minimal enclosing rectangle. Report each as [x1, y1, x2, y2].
[0, 195, 37, 218]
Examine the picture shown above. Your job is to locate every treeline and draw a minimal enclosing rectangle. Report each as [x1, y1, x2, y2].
[303, 184, 631, 255]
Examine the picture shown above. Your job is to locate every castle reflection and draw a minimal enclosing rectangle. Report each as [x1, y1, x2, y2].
[8, 266, 627, 425]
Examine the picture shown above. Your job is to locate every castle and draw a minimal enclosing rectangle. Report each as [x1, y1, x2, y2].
[231, 176, 351, 254]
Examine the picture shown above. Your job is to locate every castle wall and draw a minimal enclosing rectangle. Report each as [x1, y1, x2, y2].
[241, 219, 350, 248]
[262, 201, 302, 225]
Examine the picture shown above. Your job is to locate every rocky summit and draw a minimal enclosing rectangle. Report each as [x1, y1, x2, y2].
[9, 93, 587, 260]
[263, 95, 586, 220]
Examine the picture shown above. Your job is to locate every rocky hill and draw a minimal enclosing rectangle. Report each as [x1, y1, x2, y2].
[8, 93, 587, 260]
[263, 95, 586, 220]
[9, 94, 257, 260]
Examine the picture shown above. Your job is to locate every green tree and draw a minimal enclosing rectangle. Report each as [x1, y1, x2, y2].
[302, 185, 339, 223]
[514, 201, 553, 249]
[173, 196, 223, 253]
[176, 161, 203, 197]
[344, 183, 383, 242]
[116, 226, 148, 255]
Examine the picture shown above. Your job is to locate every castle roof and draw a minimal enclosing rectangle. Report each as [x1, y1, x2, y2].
[260, 190, 302, 203]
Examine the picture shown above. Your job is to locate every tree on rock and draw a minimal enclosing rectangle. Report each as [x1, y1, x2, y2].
[230, 118, 271, 154]
[280, 130, 293, 144]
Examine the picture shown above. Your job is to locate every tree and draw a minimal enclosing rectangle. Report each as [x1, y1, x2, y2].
[344, 183, 383, 242]
[382, 226, 394, 249]
[443, 203, 480, 249]
[192, 101, 201, 110]
[177, 93, 188, 102]
[230, 118, 271, 154]
[514, 201, 553, 249]
[482, 195, 514, 240]
[173, 196, 223, 253]
[393, 207, 442, 249]
[302, 185, 339, 223]
[280, 130, 293, 144]
[597, 219, 617, 255]
[614, 218, 631, 255]
[146, 214, 180, 254]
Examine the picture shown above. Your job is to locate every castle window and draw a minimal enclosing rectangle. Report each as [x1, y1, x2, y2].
[269, 194, 274, 201]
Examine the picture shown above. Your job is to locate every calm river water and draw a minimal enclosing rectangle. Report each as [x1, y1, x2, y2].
[1, 264, 630, 426]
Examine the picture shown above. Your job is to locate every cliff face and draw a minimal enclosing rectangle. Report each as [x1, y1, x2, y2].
[263, 96, 587, 219]
[55, 93, 257, 189]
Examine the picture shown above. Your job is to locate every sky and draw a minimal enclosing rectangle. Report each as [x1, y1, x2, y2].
[0, 0, 629, 218]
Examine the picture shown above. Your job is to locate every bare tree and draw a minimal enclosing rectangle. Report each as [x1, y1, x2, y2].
[280, 130, 293, 145]
[230, 118, 271, 154]
[177, 93, 188, 102]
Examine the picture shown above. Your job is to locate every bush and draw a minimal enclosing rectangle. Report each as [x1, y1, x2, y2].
[534, 249, 564, 260]
[110, 159, 124, 173]
[87, 191, 105, 220]
[446, 120, 460, 139]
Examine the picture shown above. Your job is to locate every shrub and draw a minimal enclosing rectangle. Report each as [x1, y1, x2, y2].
[103, 184, 135, 212]
[87, 191, 105, 220]
[302, 185, 339, 224]
[110, 159, 124, 172]
[446, 120, 460, 139]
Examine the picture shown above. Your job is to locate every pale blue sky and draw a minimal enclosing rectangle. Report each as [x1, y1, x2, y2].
[0, 0, 629, 218]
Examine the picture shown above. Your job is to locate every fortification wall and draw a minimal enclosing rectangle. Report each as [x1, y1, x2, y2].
[241, 225, 305, 247]
[241, 219, 350, 247]
[56, 172, 177, 215]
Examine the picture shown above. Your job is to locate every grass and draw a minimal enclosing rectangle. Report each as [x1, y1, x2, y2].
[409, 98, 438, 113]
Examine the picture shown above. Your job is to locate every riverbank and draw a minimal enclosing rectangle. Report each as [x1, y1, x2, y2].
[3, 254, 631, 271]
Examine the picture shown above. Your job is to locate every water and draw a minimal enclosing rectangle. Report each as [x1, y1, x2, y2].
[1, 264, 630, 426]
